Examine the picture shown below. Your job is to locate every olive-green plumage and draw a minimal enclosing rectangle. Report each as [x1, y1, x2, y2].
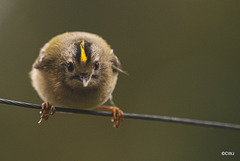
[30, 32, 123, 109]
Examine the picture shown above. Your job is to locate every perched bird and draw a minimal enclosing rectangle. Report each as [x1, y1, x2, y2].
[30, 32, 125, 128]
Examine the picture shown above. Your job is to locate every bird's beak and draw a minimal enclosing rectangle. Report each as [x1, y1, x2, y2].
[79, 72, 93, 87]
[80, 76, 88, 87]
[82, 76, 88, 87]
[79, 74, 91, 87]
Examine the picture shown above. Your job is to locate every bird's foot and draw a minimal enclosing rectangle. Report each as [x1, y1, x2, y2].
[38, 102, 56, 124]
[96, 106, 124, 128]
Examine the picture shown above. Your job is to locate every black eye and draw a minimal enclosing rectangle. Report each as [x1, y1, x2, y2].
[94, 62, 99, 70]
[67, 62, 74, 72]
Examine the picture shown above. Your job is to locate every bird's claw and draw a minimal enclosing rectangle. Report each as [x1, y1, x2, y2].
[111, 107, 124, 128]
[38, 102, 55, 124]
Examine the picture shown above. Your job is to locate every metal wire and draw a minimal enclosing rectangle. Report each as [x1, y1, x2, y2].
[0, 98, 240, 131]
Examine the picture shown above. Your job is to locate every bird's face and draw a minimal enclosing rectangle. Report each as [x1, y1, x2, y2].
[63, 40, 107, 88]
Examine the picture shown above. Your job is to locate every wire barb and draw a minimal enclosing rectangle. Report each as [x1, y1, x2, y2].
[0, 98, 240, 131]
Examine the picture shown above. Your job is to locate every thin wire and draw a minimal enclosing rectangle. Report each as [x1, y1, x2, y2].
[0, 98, 240, 131]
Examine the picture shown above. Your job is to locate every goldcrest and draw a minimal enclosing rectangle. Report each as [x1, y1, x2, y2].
[30, 32, 125, 128]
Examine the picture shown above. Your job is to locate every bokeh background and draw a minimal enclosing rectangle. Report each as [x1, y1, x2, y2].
[0, 1, 239, 161]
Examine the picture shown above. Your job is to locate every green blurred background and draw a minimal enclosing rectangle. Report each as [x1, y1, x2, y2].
[0, 1, 239, 161]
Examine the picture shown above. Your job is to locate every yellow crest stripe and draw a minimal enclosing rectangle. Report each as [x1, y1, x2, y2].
[80, 40, 87, 62]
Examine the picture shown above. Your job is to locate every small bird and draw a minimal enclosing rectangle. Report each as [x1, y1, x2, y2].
[30, 32, 125, 128]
